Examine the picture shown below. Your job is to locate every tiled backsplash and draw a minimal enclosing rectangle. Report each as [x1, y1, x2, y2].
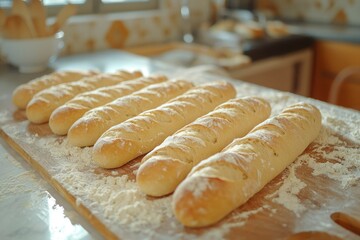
[62, 0, 211, 55]
[11, 0, 358, 57]
[256, 0, 360, 26]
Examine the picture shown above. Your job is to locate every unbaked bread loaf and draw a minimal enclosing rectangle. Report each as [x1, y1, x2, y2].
[137, 97, 271, 197]
[68, 79, 194, 147]
[172, 102, 322, 227]
[26, 71, 142, 124]
[49, 74, 165, 135]
[93, 81, 236, 169]
[12, 70, 97, 109]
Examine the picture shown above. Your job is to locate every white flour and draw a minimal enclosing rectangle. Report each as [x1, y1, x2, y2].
[0, 172, 34, 200]
[0, 150, 47, 202]
[267, 165, 307, 216]
[0, 111, 11, 123]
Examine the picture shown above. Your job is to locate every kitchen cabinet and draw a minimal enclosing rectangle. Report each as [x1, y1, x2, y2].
[312, 40, 360, 109]
[227, 35, 314, 97]
[229, 49, 313, 96]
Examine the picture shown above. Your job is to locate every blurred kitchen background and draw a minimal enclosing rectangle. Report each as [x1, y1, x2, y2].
[1, 0, 360, 110]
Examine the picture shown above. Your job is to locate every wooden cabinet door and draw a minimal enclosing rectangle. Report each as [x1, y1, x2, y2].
[312, 40, 360, 109]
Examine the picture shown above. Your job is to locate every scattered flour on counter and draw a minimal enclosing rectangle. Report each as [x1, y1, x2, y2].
[231, 205, 270, 221]
[267, 165, 307, 217]
[0, 110, 11, 123]
[0, 170, 46, 201]
[314, 127, 344, 146]
[0, 172, 32, 198]
[306, 113, 360, 188]
[265, 111, 360, 216]
[19, 130, 275, 239]
[298, 145, 360, 189]
[24, 134, 176, 238]
[322, 110, 360, 144]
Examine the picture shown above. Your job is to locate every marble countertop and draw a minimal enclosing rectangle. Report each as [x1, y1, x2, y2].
[0, 50, 177, 240]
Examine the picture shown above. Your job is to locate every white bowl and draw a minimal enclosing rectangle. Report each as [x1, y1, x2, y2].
[2, 32, 64, 73]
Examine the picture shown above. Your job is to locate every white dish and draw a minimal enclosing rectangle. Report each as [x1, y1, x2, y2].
[1, 32, 64, 73]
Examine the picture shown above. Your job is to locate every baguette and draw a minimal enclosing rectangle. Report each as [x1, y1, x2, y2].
[12, 70, 97, 109]
[26, 70, 142, 124]
[93, 81, 236, 169]
[137, 97, 271, 197]
[172, 102, 322, 227]
[68, 79, 194, 147]
[49, 74, 166, 135]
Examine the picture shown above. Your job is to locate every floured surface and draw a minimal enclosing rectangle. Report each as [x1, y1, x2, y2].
[1, 74, 360, 240]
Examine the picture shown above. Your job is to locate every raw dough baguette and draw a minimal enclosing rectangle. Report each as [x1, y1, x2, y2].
[49, 74, 166, 135]
[93, 81, 236, 169]
[12, 70, 97, 109]
[137, 97, 271, 197]
[26, 71, 142, 124]
[68, 79, 194, 147]
[172, 102, 322, 227]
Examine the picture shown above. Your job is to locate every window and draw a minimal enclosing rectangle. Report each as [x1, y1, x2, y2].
[43, 0, 86, 4]
[98, 0, 158, 13]
[44, 0, 93, 16]
[0, 0, 159, 15]
[0, 0, 11, 7]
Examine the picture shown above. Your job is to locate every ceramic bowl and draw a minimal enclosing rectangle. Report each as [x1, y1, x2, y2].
[1, 32, 64, 73]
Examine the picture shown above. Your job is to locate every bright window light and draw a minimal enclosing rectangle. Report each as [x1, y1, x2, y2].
[101, 0, 150, 2]
[43, 0, 86, 5]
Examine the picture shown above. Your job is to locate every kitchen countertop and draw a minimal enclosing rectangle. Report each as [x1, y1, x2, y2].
[0, 50, 177, 240]
[239, 21, 360, 61]
[287, 21, 360, 44]
[230, 22, 360, 62]
[242, 34, 314, 61]
[220, 9, 360, 44]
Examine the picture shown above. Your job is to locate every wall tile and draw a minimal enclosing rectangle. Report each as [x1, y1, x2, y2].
[61, 0, 211, 55]
[106, 20, 129, 48]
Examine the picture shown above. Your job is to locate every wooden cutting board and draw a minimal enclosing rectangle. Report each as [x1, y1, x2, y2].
[1, 75, 360, 240]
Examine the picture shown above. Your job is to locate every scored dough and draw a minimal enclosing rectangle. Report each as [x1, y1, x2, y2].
[26, 70, 141, 124]
[137, 97, 271, 197]
[172, 102, 322, 227]
[12, 70, 97, 109]
[49, 74, 164, 135]
[93, 81, 236, 169]
[67, 79, 194, 147]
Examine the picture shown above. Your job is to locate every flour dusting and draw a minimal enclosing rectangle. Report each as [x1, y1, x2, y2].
[268, 166, 307, 216]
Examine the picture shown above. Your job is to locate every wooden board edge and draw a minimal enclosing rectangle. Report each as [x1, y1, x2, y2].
[0, 128, 119, 240]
